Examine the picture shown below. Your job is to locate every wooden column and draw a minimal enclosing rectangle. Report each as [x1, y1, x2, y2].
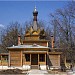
[1, 55, 2, 66]
[38, 54, 39, 69]
[21, 51, 22, 66]
[45, 53, 46, 64]
[47, 51, 48, 67]
[38, 54, 39, 65]
[0, 55, 1, 66]
[9, 51, 10, 66]
[30, 54, 31, 65]
[64, 55, 66, 67]
[24, 54, 26, 65]
[47, 42, 48, 47]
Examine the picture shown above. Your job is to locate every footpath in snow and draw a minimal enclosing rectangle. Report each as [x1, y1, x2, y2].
[27, 69, 48, 75]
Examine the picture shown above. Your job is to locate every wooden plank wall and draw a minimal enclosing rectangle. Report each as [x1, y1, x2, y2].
[25, 36, 39, 40]
[10, 50, 21, 66]
[49, 55, 60, 66]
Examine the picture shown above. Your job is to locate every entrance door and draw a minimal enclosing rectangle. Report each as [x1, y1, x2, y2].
[31, 54, 38, 69]
[31, 54, 38, 65]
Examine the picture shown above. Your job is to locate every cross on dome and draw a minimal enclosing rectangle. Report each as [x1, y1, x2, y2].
[34, 6, 37, 12]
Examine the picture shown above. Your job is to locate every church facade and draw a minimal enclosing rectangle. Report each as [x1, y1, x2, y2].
[7, 7, 62, 70]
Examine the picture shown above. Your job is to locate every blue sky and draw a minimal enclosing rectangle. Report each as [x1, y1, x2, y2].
[0, 1, 69, 28]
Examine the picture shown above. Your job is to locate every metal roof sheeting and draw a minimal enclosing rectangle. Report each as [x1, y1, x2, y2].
[7, 44, 49, 49]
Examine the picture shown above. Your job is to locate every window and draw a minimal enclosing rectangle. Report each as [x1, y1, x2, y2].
[39, 54, 45, 62]
[25, 54, 30, 62]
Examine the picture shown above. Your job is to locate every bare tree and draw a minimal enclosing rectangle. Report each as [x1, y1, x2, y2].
[0, 22, 23, 52]
[50, 2, 75, 66]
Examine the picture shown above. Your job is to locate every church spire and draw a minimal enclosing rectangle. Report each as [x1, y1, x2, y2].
[33, 6, 38, 31]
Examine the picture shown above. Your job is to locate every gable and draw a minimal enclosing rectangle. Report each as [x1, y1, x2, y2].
[32, 31, 39, 35]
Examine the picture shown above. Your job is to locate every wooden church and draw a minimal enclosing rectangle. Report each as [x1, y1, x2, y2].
[7, 7, 62, 70]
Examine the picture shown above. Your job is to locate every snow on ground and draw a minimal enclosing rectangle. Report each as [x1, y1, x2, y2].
[1, 66, 75, 75]
[27, 69, 48, 75]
